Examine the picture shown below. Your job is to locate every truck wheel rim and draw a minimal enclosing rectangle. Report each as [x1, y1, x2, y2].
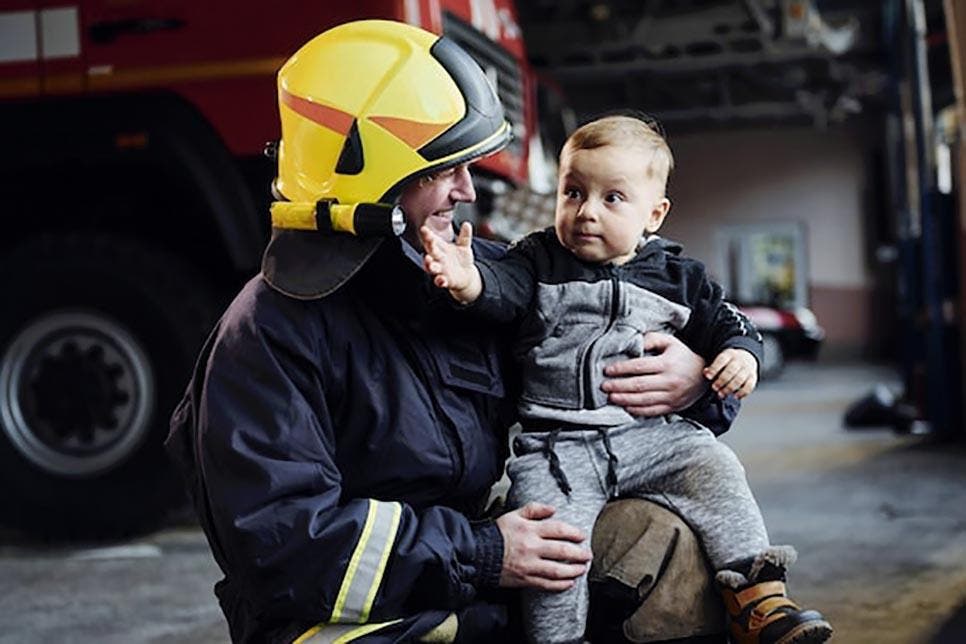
[0, 311, 155, 477]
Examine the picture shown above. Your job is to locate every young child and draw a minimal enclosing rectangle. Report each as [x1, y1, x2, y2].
[420, 115, 832, 644]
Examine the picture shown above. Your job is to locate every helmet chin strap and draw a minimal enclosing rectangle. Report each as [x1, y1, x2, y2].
[270, 200, 406, 237]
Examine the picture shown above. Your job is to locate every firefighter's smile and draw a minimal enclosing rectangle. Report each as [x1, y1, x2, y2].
[426, 211, 454, 230]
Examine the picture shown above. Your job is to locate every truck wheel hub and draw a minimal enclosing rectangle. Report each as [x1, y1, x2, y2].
[0, 311, 155, 476]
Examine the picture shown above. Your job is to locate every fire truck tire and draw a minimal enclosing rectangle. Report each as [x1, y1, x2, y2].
[0, 235, 218, 539]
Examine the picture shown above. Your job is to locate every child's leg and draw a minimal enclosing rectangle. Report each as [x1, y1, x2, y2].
[610, 418, 831, 644]
[507, 431, 610, 644]
[610, 418, 769, 569]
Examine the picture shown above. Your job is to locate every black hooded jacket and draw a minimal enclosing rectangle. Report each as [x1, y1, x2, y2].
[471, 228, 762, 429]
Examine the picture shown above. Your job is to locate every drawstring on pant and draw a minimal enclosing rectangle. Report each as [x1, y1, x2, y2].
[543, 429, 572, 496]
[539, 427, 619, 498]
[597, 428, 620, 497]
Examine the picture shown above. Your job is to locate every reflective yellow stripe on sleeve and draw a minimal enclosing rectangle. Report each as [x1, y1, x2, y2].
[330, 500, 402, 623]
[292, 619, 403, 644]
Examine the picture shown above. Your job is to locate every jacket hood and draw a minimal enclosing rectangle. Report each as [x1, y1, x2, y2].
[634, 235, 683, 263]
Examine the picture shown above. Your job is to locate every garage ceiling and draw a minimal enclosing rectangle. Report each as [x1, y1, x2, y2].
[516, 0, 894, 131]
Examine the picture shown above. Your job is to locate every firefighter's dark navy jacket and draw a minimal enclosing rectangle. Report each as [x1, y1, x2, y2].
[167, 237, 516, 642]
[165, 234, 739, 643]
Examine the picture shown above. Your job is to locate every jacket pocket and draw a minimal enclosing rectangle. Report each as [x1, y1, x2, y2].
[432, 335, 505, 398]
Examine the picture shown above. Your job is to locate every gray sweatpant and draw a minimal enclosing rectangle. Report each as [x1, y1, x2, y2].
[506, 415, 770, 644]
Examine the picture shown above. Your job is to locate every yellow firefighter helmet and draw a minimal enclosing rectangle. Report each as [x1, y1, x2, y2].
[262, 19, 510, 298]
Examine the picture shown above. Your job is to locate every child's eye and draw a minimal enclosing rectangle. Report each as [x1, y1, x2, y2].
[563, 187, 582, 200]
[604, 192, 624, 203]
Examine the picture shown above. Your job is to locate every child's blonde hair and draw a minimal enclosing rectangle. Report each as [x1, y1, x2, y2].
[562, 114, 674, 188]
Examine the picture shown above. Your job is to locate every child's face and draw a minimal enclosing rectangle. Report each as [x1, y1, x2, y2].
[554, 144, 670, 266]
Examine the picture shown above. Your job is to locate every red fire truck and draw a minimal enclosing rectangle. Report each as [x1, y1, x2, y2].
[0, 0, 533, 537]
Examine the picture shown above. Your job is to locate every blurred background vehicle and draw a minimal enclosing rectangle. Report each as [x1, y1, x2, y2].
[4, 0, 966, 541]
[0, 0, 534, 539]
[738, 305, 825, 379]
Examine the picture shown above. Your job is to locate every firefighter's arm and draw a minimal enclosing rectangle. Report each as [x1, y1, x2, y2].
[600, 332, 742, 435]
[196, 302, 502, 627]
[601, 332, 707, 416]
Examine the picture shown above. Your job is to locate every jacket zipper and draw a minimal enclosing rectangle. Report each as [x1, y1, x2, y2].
[580, 270, 622, 409]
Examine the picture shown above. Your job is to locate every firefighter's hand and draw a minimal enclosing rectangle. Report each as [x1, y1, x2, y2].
[600, 332, 706, 416]
[496, 502, 591, 591]
[420, 222, 482, 302]
[704, 347, 758, 399]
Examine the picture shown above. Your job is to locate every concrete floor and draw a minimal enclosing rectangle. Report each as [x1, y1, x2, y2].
[1, 361, 965, 643]
[721, 363, 966, 644]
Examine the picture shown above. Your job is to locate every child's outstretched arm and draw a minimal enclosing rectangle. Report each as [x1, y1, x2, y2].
[704, 348, 758, 399]
[420, 222, 484, 303]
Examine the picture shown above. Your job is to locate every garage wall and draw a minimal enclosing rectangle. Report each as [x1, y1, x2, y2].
[659, 125, 874, 357]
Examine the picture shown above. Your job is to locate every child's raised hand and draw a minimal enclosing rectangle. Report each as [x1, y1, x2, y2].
[420, 222, 482, 302]
[703, 348, 758, 399]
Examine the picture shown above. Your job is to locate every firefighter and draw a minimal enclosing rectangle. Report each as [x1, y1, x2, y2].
[166, 20, 733, 643]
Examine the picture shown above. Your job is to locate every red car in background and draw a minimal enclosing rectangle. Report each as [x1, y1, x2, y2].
[738, 305, 825, 379]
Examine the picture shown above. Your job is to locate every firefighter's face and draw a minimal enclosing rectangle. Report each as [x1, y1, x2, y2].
[399, 163, 476, 249]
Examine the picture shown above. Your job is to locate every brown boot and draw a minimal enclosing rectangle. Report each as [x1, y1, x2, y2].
[717, 547, 832, 644]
